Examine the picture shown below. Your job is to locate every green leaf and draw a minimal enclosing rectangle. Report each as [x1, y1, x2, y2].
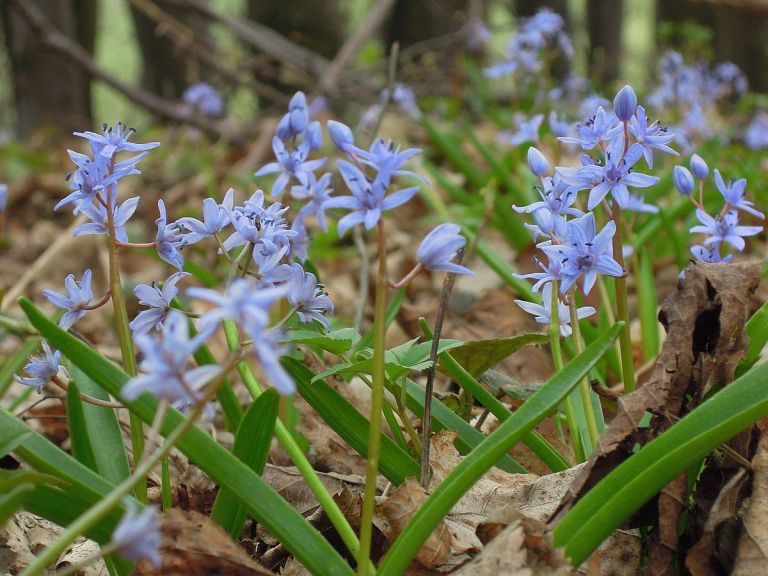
[66, 381, 99, 472]
[738, 299, 768, 374]
[211, 389, 279, 538]
[20, 297, 354, 576]
[285, 358, 420, 485]
[554, 360, 768, 566]
[0, 415, 31, 458]
[443, 334, 549, 377]
[377, 323, 621, 576]
[0, 483, 35, 526]
[284, 327, 360, 355]
[422, 116, 487, 189]
[68, 364, 132, 485]
[313, 338, 463, 383]
[0, 337, 41, 402]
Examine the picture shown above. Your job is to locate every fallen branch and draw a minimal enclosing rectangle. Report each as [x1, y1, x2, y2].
[8, 0, 228, 140]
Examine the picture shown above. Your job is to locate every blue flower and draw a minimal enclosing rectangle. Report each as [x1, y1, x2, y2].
[548, 111, 573, 138]
[57, 151, 143, 213]
[542, 212, 623, 294]
[129, 271, 190, 337]
[559, 106, 621, 150]
[0, 184, 8, 212]
[74, 122, 160, 160]
[14, 341, 63, 394]
[514, 283, 595, 337]
[111, 499, 162, 567]
[355, 139, 424, 187]
[42, 269, 95, 330]
[627, 106, 678, 168]
[122, 311, 218, 406]
[714, 169, 764, 219]
[254, 138, 326, 198]
[187, 279, 287, 331]
[177, 188, 234, 245]
[514, 255, 564, 292]
[624, 193, 659, 214]
[323, 160, 418, 236]
[416, 224, 474, 275]
[501, 113, 544, 146]
[513, 175, 582, 217]
[251, 245, 292, 289]
[183, 83, 224, 117]
[576, 146, 659, 210]
[289, 217, 309, 262]
[294, 172, 333, 231]
[689, 209, 762, 252]
[288, 263, 334, 329]
[744, 112, 768, 150]
[155, 200, 185, 270]
[327, 120, 366, 156]
[74, 195, 139, 242]
[691, 244, 733, 264]
[222, 191, 297, 254]
[525, 208, 568, 242]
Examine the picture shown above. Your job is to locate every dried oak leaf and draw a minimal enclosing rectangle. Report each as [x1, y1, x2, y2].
[550, 261, 760, 573]
[135, 508, 272, 576]
[379, 477, 452, 569]
[456, 510, 572, 576]
[732, 431, 768, 575]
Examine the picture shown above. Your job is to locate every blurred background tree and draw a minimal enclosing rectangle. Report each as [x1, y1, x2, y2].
[0, 0, 766, 141]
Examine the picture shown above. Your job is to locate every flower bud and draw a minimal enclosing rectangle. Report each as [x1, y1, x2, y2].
[305, 121, 322, 151]
[527, 146, 549, 177]
[0, 184, 7, 212]
[673, 165, 694, 196]
[327, 120, 355, 152]
[690, 154, 709, 180]
[613, 85, 637, 122]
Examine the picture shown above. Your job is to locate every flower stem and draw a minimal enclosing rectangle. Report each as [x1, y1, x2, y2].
[222, 319, 370, 571]
[568, 291, 600, 450]
[611, 208, 636, 393]
[550, 282, 585, 462]
[357, 222, 388, 576]
[104, 186, 146, 502]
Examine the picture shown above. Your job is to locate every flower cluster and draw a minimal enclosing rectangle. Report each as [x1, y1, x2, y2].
[673, 154, 763, 263]
[183, 83, 223, 117]
[485, 9, 573, 79]
[513, 85, 677, 333]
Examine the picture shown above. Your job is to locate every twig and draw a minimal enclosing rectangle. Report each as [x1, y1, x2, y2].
[319, 0, 398, 96]
[420, 247, 464, 487]
[7, 0, 227, 140]
[128, 0, 290, 105]
[167, 0, 330, 78]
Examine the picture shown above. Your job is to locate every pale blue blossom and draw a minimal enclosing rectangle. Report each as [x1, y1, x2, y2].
[42, 269, 95, 330]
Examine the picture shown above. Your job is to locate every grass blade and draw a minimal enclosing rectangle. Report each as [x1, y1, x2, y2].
[0, 484, 35, 527]
[0, 337, 39, 402]
[377, 323, 621, 575]
[211, 389, 279, 538]
[66, 381, 99, 472]
[553, 360, 768, 566]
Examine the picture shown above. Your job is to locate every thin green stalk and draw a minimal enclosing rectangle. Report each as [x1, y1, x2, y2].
[104, 186, 146, 502]
[358, 222, 388, 576]
[550, 282, 585, 462]
[222, 318, 369, 571]
[568, 292, 599, 450]
[612, 209, 636, 393]
[20, 355, 241, 576]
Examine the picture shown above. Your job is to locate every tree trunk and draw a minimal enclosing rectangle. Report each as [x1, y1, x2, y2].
[1, 0, 95, 139]
[712, 5, 768, 93]
[587, 0, 623, 84]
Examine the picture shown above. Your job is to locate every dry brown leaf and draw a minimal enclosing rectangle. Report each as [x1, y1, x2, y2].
[456, 511, 572, 576]
[379, 478, 452, 569]
[56, 540, 109, 576]
[551, 262, 760, 574]
[135, 508, 272, 576]
[732, 432, 768, 575]
[686, 467, 748, 575]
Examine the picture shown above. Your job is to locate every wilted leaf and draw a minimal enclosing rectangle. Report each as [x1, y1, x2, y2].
[732, 432, 768, 575]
